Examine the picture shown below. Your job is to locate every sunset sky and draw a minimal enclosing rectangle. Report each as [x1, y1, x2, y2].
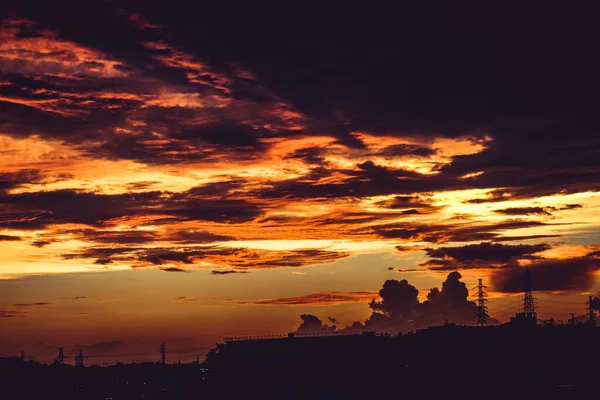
[1, 2, 599, 363]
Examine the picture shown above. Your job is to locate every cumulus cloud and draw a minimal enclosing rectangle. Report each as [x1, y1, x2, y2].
[297, 314, 336, 333]
[295, 272, 498, 334]
[365, 272, 498, 331]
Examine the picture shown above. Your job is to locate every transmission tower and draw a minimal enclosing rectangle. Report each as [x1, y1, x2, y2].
[475, 278, 488, 326]
[75, 350, 88, 367]
[522, 267, 536, 318]
[586, 296, 596, 326]
[160, 342, 167, 364]
[54, 347, 66, 365]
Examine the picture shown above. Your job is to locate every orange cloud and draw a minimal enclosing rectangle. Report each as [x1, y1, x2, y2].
[0, 18, 126, 78]
[239, 291, 379, 306]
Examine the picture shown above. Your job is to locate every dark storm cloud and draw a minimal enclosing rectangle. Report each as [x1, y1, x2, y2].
[0, 93, 134, 146]
[491, 256, 600, 293]
[0, 11, 302, 167]
[442, 126, 600, 201]
[94, 123, 278, 166]
[372, 220, 549, 243]
[259, 137, 600, 200]
[127, 4, 597, 144]
[175, 124, 268, 148]
[259, 164, 468, 200]
[205, 6, 600, 201]
[64, 244, 349, 271]
[0, 188, 263, 228]
[426, 242, 551, 263]
[0, 190, 158, 226]
[1, 1, 598, 207]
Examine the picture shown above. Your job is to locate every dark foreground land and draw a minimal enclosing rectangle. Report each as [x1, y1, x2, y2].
[2, 324, 600, 399]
